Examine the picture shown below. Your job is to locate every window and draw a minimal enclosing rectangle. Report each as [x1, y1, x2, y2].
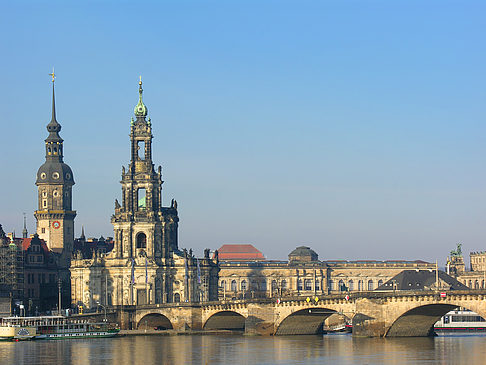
[136, 233, 147, 248]
[41, 228, 45, 234]
[137, 141, 145, 160]
[260, 280, 266, 291]
[220, 280, 226, 290]
[297, 278, 303, 291]
[281, 280, 287, 290]
[378, 280, 383, 288]
[43, 200, 47, 208]
[315, 279, 320, 291]
[348, 280, 354, 291]
[339, 280, 345, 292]
[272, 280, 277, 291]
[368, 280, 374, 291]
[138, 188, 146, 210]
[231, 280, 237, 292]
[329, 280, 334, 291]
[241, 280, 247, 291]
[174, 293, 180, 302]
[304, 279, 312, 291]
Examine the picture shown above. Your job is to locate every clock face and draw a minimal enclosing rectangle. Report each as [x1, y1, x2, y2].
[52, 221, 61, 229]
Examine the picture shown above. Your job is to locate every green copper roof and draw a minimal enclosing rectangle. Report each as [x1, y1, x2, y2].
[134, 78, 148, 118]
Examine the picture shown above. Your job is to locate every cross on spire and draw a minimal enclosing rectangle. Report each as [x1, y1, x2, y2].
[49, 68, 56, 83]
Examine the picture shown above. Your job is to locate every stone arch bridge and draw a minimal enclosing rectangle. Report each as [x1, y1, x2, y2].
[116, 290, 486, 337]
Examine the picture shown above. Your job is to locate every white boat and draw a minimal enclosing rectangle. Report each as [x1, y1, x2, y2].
[0, 324, 36, 341]
[434, 310, 486, 333]
[0, 316, 119, 340]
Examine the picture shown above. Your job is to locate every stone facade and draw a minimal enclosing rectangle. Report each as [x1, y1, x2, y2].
[70, 80, 219, 310]
[470, 251, 486, 272]
[218, 246, 435, 300]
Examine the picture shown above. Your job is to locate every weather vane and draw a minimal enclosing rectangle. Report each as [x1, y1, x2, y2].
[49, 68, 56, 83]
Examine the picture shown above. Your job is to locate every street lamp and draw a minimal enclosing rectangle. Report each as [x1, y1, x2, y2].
[96, 301, 107, 322]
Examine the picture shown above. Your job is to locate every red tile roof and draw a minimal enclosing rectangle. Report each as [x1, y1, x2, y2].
[216, 244, 265, 261]
[21, 238, 49, 254]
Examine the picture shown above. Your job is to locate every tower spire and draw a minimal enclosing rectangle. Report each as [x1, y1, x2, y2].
[22, 213, 28, 239]
[134, 76, 148, 118]
[49, 68, 57, 122]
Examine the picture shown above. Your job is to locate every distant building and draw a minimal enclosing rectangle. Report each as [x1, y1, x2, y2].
[217, 243, 435, 300]
[0, 225, 24, 304]
[23, 234, 59, 313]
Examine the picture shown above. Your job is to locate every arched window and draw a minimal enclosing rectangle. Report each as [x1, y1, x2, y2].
[174, 293, 180, 302]
[220, 280, 226, 290]
[241, 280, 247, 291]
[315, 279, 320, 291]
[260, 280, 266, 291]
[297, 278, 303, 290]
[348, 280, 354, 291]
[231, 280, 237, 292]
[281, 280, 287, 290]
[358, 280, 363, 291]
[378, 280, 383, 288]
[475, 280, 480, 289]
[482, 280, 485, 289]
[136, 232, 146, 248]
[338, 280, 345, 292]
[368, 280, 374, 291]
[329, 280, 334, 291]
[251, 280, 259, 291]
[271, 280, 277, 291]
[469, 280, 473, 288]
[305, 279, 312, 291]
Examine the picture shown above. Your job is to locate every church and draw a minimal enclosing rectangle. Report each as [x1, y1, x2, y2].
[66, 79, 219, 308]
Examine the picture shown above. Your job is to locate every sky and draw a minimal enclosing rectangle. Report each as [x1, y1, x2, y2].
[0, 1, 485, 263]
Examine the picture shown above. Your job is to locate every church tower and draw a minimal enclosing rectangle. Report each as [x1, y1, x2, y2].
[70, 78, 219, 309]
[34, 73, 76, 268]
[111, 77, 179, 261]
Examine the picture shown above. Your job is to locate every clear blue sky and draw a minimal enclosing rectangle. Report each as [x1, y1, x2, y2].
[1, 1, 485, 262]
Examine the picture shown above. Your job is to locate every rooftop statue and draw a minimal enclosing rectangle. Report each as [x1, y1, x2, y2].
[450, 243, 462, 257]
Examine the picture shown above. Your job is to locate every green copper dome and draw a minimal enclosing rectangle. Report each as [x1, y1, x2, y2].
[134, 78, 148, 118]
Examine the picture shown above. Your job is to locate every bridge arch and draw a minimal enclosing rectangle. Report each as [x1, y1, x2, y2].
[275, 307, 340, 335]
[385, 301, 486, 337]
[137, 313, 173, 330]
[203, 310, 246, 331]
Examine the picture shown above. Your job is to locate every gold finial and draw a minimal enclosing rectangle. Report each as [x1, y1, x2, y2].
[49, 68, 56, 83]
[139, 75, 142, 85]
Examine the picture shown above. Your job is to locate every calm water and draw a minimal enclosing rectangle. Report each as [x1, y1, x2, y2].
[2, 334, 486, 365]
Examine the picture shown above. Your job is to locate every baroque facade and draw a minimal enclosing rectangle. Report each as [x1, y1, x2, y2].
[70, 80, 219, 309]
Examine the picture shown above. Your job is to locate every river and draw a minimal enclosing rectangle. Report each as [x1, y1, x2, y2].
[2, 333, 486, 365]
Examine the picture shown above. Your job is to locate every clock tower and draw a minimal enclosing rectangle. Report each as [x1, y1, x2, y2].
[34, 75, 76, 269]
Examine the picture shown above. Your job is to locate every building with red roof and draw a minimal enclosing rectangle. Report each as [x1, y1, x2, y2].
[215, 244, 265, 261]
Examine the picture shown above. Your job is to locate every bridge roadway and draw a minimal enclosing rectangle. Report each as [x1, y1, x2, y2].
[110, 290, 486, 337]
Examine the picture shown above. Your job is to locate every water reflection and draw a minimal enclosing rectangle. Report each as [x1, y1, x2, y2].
[3, 334, 486, 365]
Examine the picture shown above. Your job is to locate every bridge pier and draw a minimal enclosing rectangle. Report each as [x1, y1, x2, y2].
[245, 303, 275, 335]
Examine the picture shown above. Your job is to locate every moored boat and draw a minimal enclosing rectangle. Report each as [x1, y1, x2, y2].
[0, 324, 36, 341]
[0, 316, 120, 340]
[434, 310, 486, 334]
